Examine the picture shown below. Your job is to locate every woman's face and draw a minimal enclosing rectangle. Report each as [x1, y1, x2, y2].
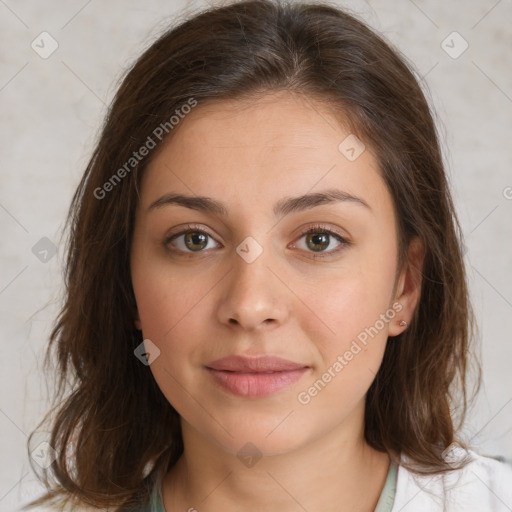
[130, 91, 416, 456]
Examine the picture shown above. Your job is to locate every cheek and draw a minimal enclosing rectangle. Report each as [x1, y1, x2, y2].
[298, 242, 397, 395]
[308, 281, 391, 378]
[131, 239, 202, 339]
[131, 250, 221, 369]
[296, 282, 392, 416]
[303, 248, 397, 345]
[131, 269, 205, 409]
[132, 270, 203, 354]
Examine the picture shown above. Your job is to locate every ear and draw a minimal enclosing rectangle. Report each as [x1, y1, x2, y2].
[134, 309, 142, 331]
[388, 237, 424, 337]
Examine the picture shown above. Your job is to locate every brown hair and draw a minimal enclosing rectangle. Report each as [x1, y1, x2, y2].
[26, 0, 480, 510]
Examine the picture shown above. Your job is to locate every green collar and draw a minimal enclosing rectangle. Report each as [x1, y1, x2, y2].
[150, 459, 397, 512]
[374, 459, 397, 512]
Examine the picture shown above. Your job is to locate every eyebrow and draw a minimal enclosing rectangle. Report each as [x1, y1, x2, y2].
[147, 188, 372, 218]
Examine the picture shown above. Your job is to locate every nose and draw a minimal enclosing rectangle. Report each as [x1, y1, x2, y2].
[216, 244, 291, 331]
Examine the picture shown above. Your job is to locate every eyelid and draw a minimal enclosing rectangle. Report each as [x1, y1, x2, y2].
[164, 223, 218, 244]
[294, 223, 349, 243]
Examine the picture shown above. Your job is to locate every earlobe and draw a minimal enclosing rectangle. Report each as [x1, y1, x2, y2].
[134, 311, 142, 331]
[388, 237, 424, 337]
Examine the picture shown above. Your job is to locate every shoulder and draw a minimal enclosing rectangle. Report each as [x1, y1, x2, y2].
[392, 446, 512, 512]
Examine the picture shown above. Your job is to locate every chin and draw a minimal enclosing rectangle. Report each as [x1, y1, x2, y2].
[188, 411, 313, 458]
[217, 431, 309, 460]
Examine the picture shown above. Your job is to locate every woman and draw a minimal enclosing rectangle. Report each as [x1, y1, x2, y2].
[26, 1, 512, 511]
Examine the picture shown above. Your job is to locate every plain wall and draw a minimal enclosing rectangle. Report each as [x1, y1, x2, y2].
[1, 0, 511, 510]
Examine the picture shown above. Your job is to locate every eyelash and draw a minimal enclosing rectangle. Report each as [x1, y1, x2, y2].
[164, 223, 350, 259]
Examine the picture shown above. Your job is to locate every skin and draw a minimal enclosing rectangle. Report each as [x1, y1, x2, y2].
[130, 90, 424, 511]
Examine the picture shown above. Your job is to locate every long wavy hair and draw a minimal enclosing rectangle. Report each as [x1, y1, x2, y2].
[26, 0, 480, 509]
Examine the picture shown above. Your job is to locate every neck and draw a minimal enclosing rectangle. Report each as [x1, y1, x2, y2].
[162, 417, 390, 512]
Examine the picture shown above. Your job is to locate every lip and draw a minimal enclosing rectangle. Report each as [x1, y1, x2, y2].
[205, 355, 310, 397]
[206, 355, 308, 372]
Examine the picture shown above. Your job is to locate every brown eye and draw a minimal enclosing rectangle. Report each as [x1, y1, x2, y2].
[294, 225, 349, 258]
[182, 232, 209, 251]
[164, 225, 220, 254]
[305, 232, 330, 252]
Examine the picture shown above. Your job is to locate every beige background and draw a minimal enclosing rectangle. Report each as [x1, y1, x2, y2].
[1, 0, 511, 510]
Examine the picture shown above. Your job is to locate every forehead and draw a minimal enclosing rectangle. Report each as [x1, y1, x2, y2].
[139, 91, 392, 220]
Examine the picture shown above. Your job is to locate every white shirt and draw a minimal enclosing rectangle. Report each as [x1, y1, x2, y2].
[392, 447, 512, 511]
